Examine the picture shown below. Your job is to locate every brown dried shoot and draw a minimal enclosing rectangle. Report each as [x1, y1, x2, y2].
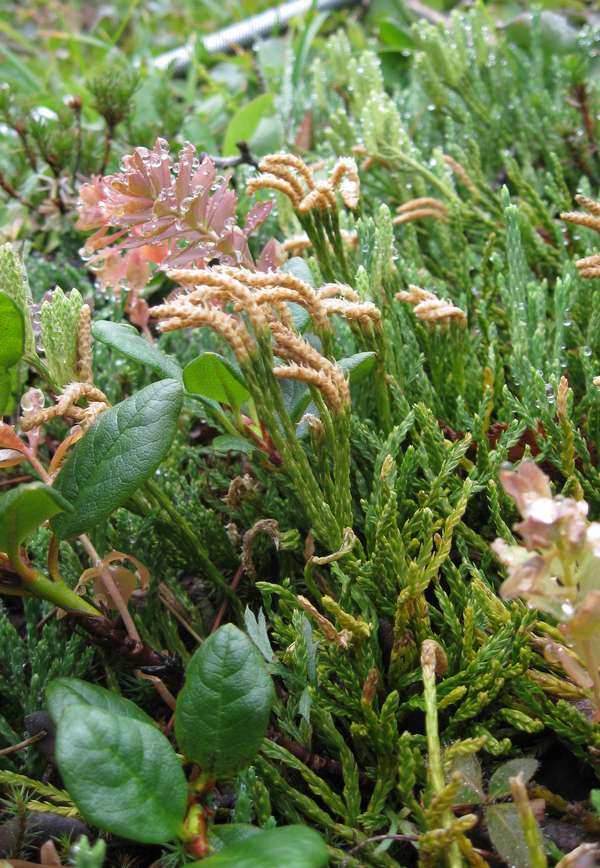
[393, 197, 448, 226]
[247, 152, 360, 214]
[271, 322, 350, 412]
[396, 285, 466, 326]
[297, 595, 351, 648]
[443, 155, 477, 194]
[151, 300, 255, 358]
[561, 195, 600, 278]
[282, 230, 358, 257]
[167, 264, 377, 336]
[77, 304, 93, 384]
[20, 383, 109, 433]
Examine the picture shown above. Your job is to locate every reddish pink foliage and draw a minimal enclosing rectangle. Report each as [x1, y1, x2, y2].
[76, 138, 283, 305]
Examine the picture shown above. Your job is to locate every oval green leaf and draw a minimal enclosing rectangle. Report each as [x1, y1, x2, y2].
[175, 624, 275, 777]
[0, 290, 25, 368]
[222, 94, 275, 157]
[278, 376, 310, 423]
[449, 754, 484, 806]
[484, 803, 531, 868]
[51, 379, 183, 538]
[0, 482, 71, 553]
[338, 351, 377, 385]
[47, 677, 154, 727]
[212, 434, 255, 456]
[55, 705, 187, 844]
[192, 826, 328, 868]
[488, 757, 539, 799]
[183, 353, 250, 411]
[281, 259, 314, 332]
[248, 115, 284, 156]
[92, 320, 182, 380]
[282, 257, 315, 287]
[209, 824, 263, 852]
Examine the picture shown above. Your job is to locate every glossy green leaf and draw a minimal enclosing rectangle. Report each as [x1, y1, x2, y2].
[281, 259, 313, 332]
[244, 607, 274, 662]
[248, 115, 284, 156]
[0, 290, 25, 368]
[55, 705, 187, 844]
[209, 824, 263, 852]
[488, 757, 539, 799]
[92, 320, 182, 380]
[378, 18, 415, 51]
[484, 804, 531, 868]
[192, 826, 328, 868]
[47, 677, 154, 727]
[0, 482, 71, 553]
[222, 94, 275, 157]
[0, 244, 35, 359]
[212, 434, 255, 455]
[52, 379, 183, 538]
[338, 351, 377, 385]
[183, 352, 250, 410]
[175, 624, 275, 777]
[279, 375, 310, 423]
[283, 257, 315, 287]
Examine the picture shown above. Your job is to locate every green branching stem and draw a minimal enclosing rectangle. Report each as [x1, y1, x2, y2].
[421, 640, 462, 868]
[241, 333, 343, 549]
[509, 775, 548, 868]
[298, 211, 338, 283]
[8, 545, 99, 615]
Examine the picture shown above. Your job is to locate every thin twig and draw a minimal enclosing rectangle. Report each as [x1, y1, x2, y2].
[210, 563, 244, 633]
[99, 121, 114, 174]
[70, 97, 83, 182]
[571, 83, 598, 156]
[406, 0, 448, 25]
[0, 731, 47, 756]
[25, 449, 174, 708]
[75, 541, 177, 709]
[13, 121, 38, 171]
[200, 141, 259, 171]
[159, 583, 203, 644]
[137, 672, 177, 710]
[0, 170, 34, 210]
[341, 834, 420, 866]
[0, 474, 33, 489]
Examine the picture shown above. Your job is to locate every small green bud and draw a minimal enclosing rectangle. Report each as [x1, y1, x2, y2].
[40, 287, 83, 388]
